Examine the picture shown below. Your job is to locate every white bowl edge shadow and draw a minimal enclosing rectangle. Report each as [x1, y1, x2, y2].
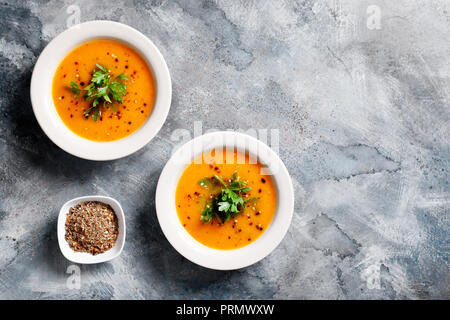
[57, 195, 126, 264]
[155, 131, 295, 270]
[30, 20, 172, 161]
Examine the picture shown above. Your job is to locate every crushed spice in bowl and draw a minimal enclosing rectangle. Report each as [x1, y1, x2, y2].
[65, 201, 119, 255]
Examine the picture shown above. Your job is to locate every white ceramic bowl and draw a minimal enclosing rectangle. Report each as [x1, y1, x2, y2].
[30, 20, 172, 160]
[155, 131, 294, 270]
[57, 195, 126, 264]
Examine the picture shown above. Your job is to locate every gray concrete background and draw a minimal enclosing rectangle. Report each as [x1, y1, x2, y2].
[0, 0, 449, 299]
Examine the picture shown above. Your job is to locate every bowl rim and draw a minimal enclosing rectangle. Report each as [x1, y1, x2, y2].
[30, 20, 172, 161]
[57, 195, 126, 264]
[155, 131, 294, 270]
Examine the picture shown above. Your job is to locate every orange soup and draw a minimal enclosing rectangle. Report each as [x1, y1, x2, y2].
[52, 39, 156, 141]
[175, 149, 277, 250]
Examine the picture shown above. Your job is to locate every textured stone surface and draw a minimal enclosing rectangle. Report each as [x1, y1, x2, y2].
[0, 0, 449, 299]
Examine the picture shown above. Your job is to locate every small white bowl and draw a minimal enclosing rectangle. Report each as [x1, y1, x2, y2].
[57, 195, 126, 264]
[155, 131, 294, 270]
[30, 20, 172, 160]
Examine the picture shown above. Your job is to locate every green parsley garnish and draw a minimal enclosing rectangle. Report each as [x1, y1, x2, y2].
[198, 172, 257, 224]
[67, 64, 129, 121]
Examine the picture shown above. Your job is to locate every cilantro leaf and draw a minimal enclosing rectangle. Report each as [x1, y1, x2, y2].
[95, 63, 108, 73]
[67, 64, 129, 121]
[199, 172, 255, 224]
[217, 202, 231, 212]
[68, 81, 82, 98]
[198, 177, 212, 188]
[91, 70, 109, 86]
[116, 73, 129, 81]
[200, 206, 214, 224]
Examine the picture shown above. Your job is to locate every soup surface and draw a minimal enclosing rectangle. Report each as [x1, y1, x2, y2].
[175, 149, 277, 250]
[52, 39, 156, 141]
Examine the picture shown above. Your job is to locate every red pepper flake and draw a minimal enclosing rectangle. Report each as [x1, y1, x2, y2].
[228, 236, 231, 239]
[261, 178, 266, 183]
[125, 65, 128, 69]
[128, 121, 132, 125]
[255, 211, 260, 215]
[141, 110, 144, 113]
[115, 58, 119, 62]
[248, 238, 251, 241]
[258, 188, 262, 193]
[80, 82, 85, 86]
[187, 216, 190, 220]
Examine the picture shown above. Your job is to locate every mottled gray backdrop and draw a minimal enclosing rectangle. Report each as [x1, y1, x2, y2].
[0, 0, 449, 299]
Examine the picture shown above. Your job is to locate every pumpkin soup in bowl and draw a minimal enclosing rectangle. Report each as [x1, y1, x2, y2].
[176, 149, 277, 250]
[155, 131, 294, 270]
[52, 39, 156, 141]
[30, 20, 172, 160]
